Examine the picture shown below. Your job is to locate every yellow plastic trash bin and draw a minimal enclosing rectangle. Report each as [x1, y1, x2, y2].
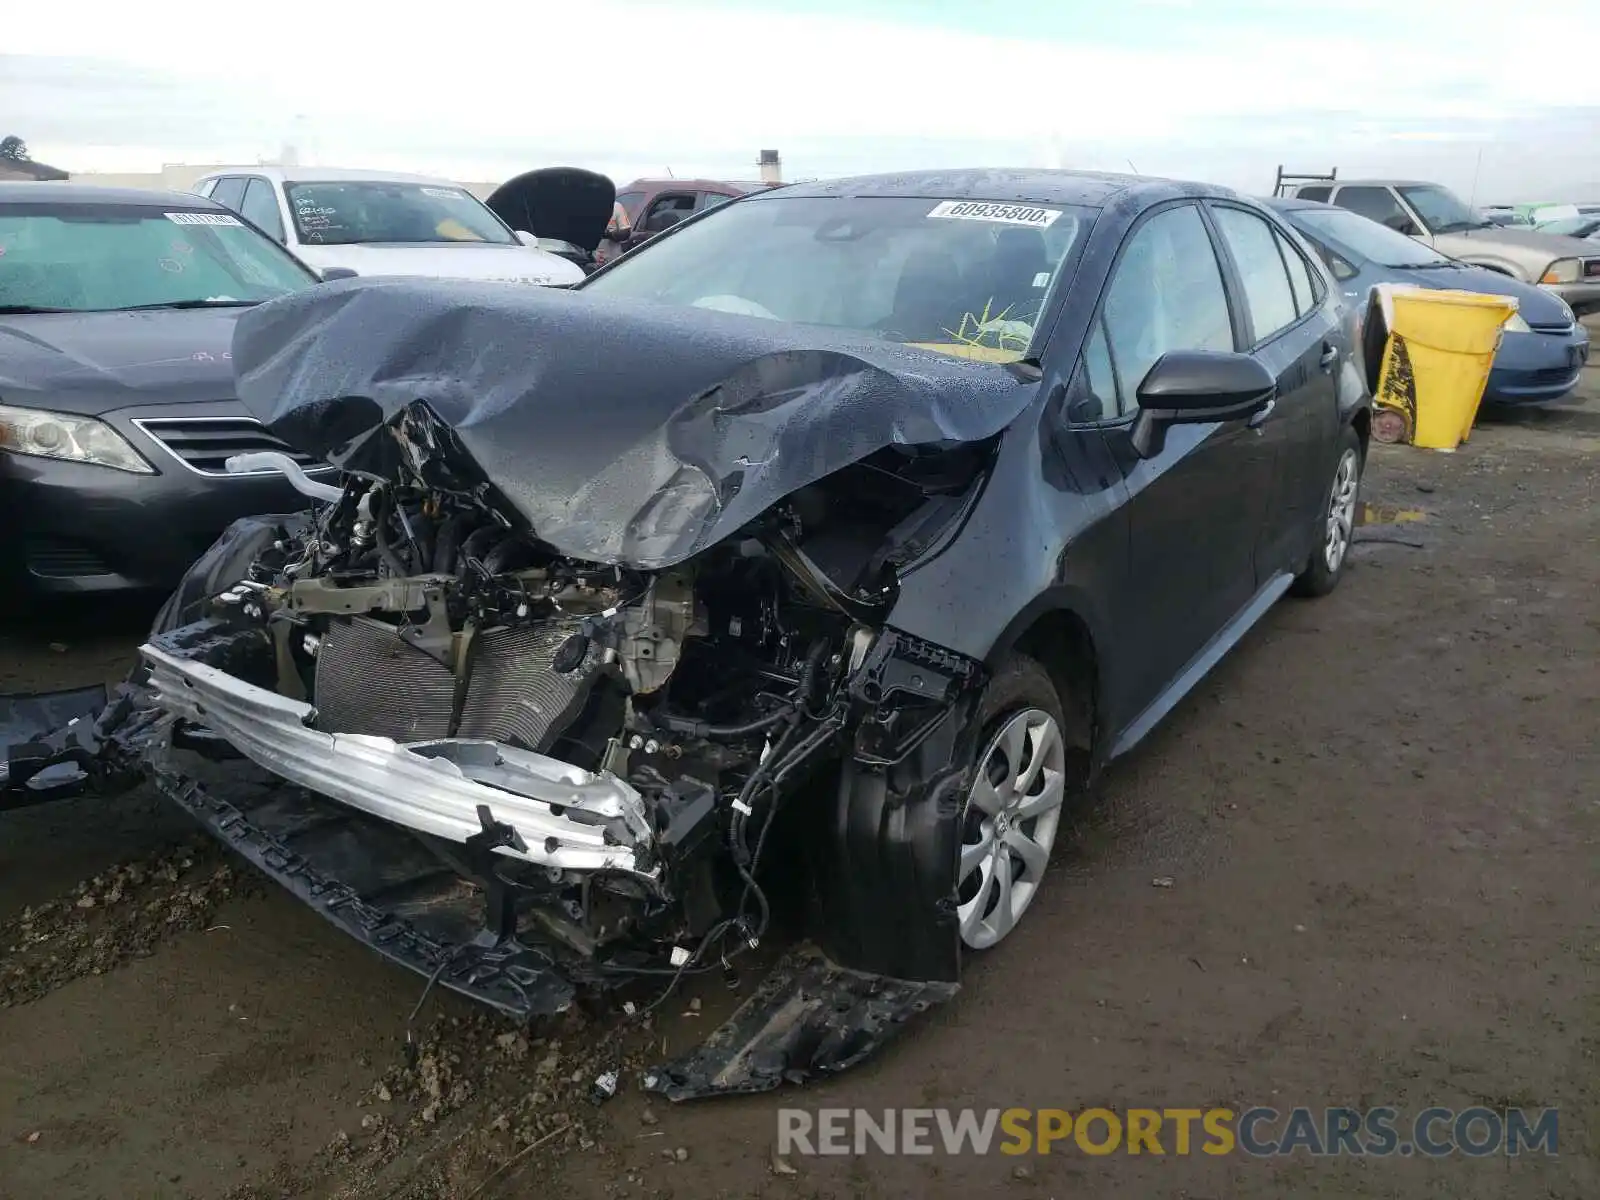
[1371, 286, 1518, 451]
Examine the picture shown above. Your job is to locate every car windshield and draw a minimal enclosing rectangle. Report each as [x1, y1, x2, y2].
[582, 195, 1090, 362]
[0, 202, 317, 312]
[1288, 207, 1456, 269]
[284, 181, 517, 246]
[1396, 185, 1489, 233]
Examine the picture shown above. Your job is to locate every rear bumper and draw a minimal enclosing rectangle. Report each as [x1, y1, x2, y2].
[140, 643, 656, 877]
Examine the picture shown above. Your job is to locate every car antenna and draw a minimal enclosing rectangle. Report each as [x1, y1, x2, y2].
[1126, 159, 1140, 175]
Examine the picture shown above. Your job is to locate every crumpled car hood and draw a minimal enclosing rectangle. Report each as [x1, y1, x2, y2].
[230, 277, 1035, 568]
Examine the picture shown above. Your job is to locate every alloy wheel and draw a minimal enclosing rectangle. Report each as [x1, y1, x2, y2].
[1324, 448, 1360, 572]
[956, 707, 1067, 950]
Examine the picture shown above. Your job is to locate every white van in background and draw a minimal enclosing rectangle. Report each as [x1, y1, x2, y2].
[193, 166, 584, 285]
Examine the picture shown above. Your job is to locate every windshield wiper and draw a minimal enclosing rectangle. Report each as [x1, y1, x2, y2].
[1399, 261, 1460, 270]
[0, 304, 79, 314]
[115, 299, 261, 311]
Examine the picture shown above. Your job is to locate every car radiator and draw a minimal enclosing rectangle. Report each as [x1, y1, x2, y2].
[312, 615, 600, 752]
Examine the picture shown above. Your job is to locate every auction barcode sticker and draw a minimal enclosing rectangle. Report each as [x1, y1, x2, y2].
[927, 201, 1061, 228]
[165, 212, 243, 226]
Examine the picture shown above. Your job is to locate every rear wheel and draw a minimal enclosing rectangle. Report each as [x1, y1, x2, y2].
[955, 655, 1072, 951]
[1291, 425, 1363, 598]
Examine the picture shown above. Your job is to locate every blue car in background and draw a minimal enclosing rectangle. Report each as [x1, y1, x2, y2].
[1271, 198, 1590, 405]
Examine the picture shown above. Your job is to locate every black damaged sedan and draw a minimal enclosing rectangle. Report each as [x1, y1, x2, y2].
[7, 170, 1372, 1098]
[0, 183, 331, 599]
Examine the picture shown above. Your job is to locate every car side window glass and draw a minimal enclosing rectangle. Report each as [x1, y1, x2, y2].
[1304, 235, 1358, 283]
[642, 193, 696, 233]
[1275, 229, 1319, 313]
[1212, 206, 1300, 341]
[1067, 317, 1120, 422]
[1296, 186, 1331, 203]
[209, 176, 247, 212]
[698, 191, 734, 211]
[614, 191, 646, 223]
[239, 178, 286, 244]
[1335, 186, 1411, 232]
[1098, 204, 1233, 417]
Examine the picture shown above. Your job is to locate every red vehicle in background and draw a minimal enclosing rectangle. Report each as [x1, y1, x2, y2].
[597, 178, 779, 264]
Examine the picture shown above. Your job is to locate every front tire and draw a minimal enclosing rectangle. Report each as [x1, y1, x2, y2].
[955, 655, 1072, 951]
[1291, 425, 1363, 598]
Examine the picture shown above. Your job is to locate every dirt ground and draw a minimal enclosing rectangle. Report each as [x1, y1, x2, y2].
[2, 365, 1596, 1200]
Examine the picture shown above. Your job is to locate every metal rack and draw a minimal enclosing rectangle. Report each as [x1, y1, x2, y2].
[1273, 165, 1338, 198]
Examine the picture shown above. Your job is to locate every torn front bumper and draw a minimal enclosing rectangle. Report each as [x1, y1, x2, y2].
[140, 642, 656, 878]
[5, 620, 967, 1096]
[144, 733, 961, 1092]
[146, 745, 581, 1017]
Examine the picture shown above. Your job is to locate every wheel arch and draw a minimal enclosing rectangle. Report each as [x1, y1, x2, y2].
[984, 591, 1109, 767]
[1350, 404, 1371, 460]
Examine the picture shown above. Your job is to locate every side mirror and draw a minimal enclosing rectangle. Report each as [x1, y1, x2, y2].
[515, 230, 538, 247]
[320, 267, 359, 282]
[1129, 351, 1275, 459]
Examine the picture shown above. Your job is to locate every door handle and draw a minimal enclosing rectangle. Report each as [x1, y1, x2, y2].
[1248, 398, 1276, 430]
[1319, 342, 1339, 372]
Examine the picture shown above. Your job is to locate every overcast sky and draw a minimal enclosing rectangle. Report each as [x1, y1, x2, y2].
[5, 0, 1598, 202]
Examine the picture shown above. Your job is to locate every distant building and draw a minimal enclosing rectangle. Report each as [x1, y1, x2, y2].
[0, 157, 69, 182]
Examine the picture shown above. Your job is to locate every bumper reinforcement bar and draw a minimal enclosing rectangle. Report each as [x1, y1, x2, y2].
[140, 642, 654, 876]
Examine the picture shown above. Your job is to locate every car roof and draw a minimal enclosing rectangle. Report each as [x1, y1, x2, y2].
[196, 165, 459, 186]
[0, 181, 229, 207]
[1297, 179, 1436, 189]
[1267, 196, 1339, 213]
[748, 168, 1236, 208]
[620, 179, 753, 193]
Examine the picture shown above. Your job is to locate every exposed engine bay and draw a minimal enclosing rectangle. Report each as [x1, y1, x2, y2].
[82, 432, 994, 1097]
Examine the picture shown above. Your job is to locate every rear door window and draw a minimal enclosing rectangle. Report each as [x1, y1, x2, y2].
[1211, 206, 1299, 343]
[1275, 228, 1320, 313]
